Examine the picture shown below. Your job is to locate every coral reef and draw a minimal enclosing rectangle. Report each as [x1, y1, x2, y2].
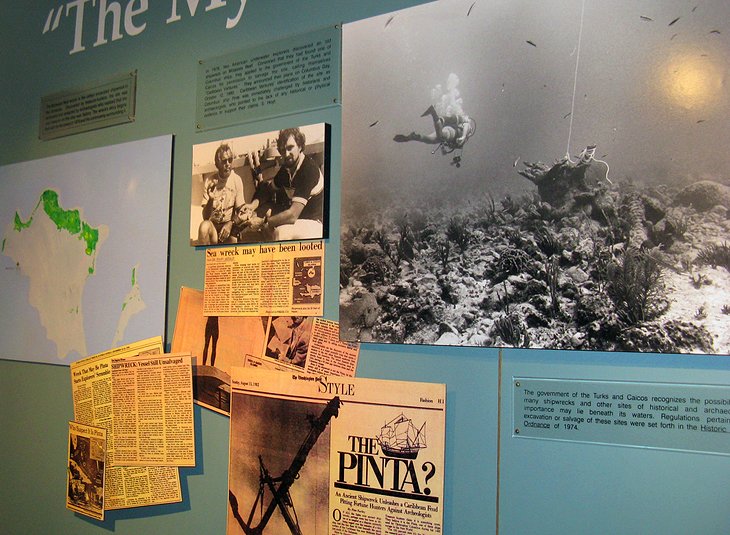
[340, 165, 730, 354]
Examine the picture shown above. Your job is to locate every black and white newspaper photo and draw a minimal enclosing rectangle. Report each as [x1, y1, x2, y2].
[172, 287, 268, 416]
[264, 316, 314, 366]
[227, 367, 445, 535]
[339, 0, 730, 354]
[69, 337, 183, 509]
[263, 316, 360, 375]
[67, 421, 106, 521]
[204, 241, 324, 317]
[190, 123, 330, 245]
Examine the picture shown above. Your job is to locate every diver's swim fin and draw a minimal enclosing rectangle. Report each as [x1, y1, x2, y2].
[421, 105, 436, 118]
[394, 133, 417, 142]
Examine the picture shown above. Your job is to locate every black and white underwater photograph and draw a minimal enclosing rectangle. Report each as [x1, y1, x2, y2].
[339, 0, 730, 354]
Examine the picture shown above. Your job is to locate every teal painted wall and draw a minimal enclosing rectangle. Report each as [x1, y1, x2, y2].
[0, 1, 728, 534]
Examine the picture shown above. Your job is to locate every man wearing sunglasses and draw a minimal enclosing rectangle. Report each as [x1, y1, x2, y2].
[197, 143, 256, 245]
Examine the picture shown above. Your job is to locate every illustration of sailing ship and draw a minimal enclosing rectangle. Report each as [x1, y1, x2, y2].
[376, 413, 426, 459]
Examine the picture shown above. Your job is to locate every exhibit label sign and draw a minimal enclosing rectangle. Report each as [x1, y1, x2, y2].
[513, 378, 730, 455]
[196, 26, 340, 130]
[39, 71, 136, 140]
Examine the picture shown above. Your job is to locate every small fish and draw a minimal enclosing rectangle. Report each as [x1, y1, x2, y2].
[640, 15, 653, 22]
[709, 30, 721, 35]
[526, 40, 537, 47]
[668, 17, 680, 26]
[700, 53, 708, 57]
[467, 2, 476, 16]
[563, 112, 571, 119]
[697, 119, 706, 123]
[384, 15, 394, 28]
[513, 157, 520, 167]
[601, 154, 608, 159]
[692, 5, 698, 12]
[369, 120, 379, 128]
[670, 33, 678, 40]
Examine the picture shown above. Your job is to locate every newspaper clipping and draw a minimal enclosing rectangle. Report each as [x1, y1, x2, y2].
[262, 316, 359, 376]
[67, 421, 106, 521]
[69, 337, 183, 510]
[173, 287, 358, 416]
[111, 353, 195, 467]
[227, 367, 445, 535]
[204, 241, 324, 317]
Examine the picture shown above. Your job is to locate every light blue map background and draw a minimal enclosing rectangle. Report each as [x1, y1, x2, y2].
[0, 135, 172, 365]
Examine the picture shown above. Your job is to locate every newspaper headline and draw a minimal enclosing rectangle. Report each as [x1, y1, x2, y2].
[227, 367, 445, 535]
[204, 241, 324, 317]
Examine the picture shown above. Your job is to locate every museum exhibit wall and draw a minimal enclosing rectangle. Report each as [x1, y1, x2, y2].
[0, 1, 728, 534]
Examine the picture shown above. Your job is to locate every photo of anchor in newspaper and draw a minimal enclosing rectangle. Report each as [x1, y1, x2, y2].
[227, 394, 339, 535]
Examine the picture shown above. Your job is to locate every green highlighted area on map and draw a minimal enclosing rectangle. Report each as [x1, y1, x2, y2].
[36, 190, 101, 256]
[11, 190, 101, 272]
[14, 212, 33, 231]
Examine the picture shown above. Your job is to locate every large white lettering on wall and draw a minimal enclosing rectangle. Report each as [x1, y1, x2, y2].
[42, 0, 248, 55]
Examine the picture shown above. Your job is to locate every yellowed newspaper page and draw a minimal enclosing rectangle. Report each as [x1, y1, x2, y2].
[111, 353, 195, 467]
[305, 318, 359, 375]
[204, 241, 324, 316]
[69, 337, 182, 510]
[172, 286, 268, 416]
[227, 367, 445, 535]
[67, 421, 106, 521]
[243, 353, 300, 372]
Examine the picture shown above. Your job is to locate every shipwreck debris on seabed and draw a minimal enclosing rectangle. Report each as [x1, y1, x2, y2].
[518, 147, 597, 208]
[518, 147, 623, 230]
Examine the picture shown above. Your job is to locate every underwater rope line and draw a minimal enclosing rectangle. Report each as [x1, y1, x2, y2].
[564, 0, 611, 183]
[565, 0, 586, 161]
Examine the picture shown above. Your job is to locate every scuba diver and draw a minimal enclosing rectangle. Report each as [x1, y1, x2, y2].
[393, 74, 475, 167]
[394, 105, 474, 147]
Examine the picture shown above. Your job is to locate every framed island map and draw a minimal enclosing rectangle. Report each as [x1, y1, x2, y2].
[0, 135, 172, 365]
